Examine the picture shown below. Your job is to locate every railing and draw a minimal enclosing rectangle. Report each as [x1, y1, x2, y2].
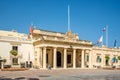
[40, 30, 65, 37]
[93, 46, 120, 51]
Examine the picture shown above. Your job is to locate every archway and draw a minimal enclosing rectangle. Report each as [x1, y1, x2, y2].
[57, 51, 61, 67]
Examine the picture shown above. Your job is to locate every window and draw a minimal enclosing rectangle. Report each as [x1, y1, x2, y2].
[46, 54, 48, 63]
[12, 46, 18, 65]
[96, 55, 101, 63]
[112, 56, 118, 63]
[12, 58, 18, 64]
[86, 54, 89, 62]
[12, 46, 18, 51]
[67, 55, 71, 64]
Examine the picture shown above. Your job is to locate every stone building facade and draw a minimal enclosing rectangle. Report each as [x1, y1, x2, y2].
[32, 29, 120, 69]
[0, 29, 120, 69]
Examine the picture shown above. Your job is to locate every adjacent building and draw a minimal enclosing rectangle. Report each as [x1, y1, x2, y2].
[0, 30, 34, 68]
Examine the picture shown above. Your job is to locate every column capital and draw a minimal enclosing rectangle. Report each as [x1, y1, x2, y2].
[86, 49, 92, 51]
[84, 49, 92, 54]
[64, 47, 67, 49]
[40, 46, 47, 48]
[82, 48, 85, 50]
[53, 47, 57, 49]
[73, 48, 76, 50]
[73, 49, 76, 53]
[39, 46, 43, 48]
[81, 49, 85, 52]
[43, 46, 47, 49]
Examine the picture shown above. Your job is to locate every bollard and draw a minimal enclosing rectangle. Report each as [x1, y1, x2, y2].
[48, 64, 51, 70]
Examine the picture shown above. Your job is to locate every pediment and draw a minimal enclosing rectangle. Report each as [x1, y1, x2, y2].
[65, 30, 75, 38]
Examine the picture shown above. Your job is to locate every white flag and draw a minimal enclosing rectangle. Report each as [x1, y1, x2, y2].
[97, 36, 103, 44]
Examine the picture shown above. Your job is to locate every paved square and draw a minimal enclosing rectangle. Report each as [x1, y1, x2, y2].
[0, 69, 120, 80]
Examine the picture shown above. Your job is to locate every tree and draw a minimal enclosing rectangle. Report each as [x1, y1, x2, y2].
[10, 50, 18, 56]
[105, 56, 110, 60]
[118, 56, 120, 60]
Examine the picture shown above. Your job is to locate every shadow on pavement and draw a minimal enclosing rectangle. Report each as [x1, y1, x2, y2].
[0, 78, 13, 80]
[0, 77, 40, 80]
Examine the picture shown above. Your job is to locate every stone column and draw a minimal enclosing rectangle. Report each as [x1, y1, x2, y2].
[81, 49, 85, 68]
[110, 54, 113, 67]
[53, 47, 57, 69]
[39, 47, 42, 68]
[89, 50, 93, 68]
[37, 47, 40, 68]
[64, 48, 67, 68]
[73, 49, 76, 68]
[43, 47, 46, 69]
[101, 53, 105, 67]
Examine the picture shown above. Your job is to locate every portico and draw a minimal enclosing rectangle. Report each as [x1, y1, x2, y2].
[34, 46, 92, 69]
[32, 29, 93, 69]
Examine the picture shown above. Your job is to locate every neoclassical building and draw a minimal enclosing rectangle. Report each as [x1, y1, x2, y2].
[31, 29, 120, 69]
[0, 28, 120, 69]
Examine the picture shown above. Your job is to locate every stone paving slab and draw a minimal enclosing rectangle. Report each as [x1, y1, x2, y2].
[0, 69, 120, 80]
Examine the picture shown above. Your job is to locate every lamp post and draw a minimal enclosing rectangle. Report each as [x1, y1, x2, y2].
[70, 45, 72, 48]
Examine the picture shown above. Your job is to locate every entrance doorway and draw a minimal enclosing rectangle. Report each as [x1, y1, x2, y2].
[57, 51, 61, 67]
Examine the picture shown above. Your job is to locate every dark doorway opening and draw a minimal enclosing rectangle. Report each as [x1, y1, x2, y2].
[57, 51, 61, 67]
[0, 60, 2, 69]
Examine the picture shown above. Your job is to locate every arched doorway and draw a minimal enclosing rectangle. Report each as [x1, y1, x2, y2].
[57, 51, 61, 67]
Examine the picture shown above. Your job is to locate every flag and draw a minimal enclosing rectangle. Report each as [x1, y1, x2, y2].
[102, 27, 106, 32]
[30, 25, 33, 35]
[114, 40, 117, 48]
[97, 36, 103, 44]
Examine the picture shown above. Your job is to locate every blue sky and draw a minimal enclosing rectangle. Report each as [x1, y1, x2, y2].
[0, 0, 120, 47]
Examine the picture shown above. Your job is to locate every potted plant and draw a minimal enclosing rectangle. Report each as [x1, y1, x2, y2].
[117, 56, 120, 68]
[2, 59, 6, 68]
[10, 50, 19, 66]
[10, 50, 18, 56]
[117, 56, 120, 60]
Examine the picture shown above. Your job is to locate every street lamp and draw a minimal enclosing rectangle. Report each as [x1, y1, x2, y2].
[70, 45, 72, 48]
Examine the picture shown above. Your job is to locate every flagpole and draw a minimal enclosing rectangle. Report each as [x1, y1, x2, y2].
[106, 25, 108, 47]
[28, 52, 30, 68]
[68, 5, 70, 31]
